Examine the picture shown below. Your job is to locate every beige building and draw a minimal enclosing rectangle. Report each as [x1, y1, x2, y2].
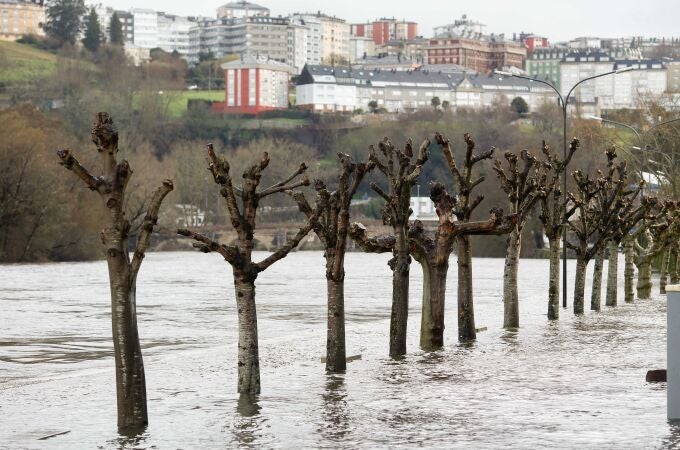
[0, 0, 45, 42]
[291, 12, 350, 65]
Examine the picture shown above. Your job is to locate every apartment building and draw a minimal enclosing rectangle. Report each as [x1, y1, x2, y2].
[377, 37, 429, 64]
[0, 0, 45, 41]
[216, 1, 269, 20]
[526, 47, 569, 90]
[212, 55, 290, 114]
[130, 8, 159, 48]
[291, 13, 350, 65]
[295, 64, 554, 113]
[351, 18, 418, 45]
[157, 13, 194, 56]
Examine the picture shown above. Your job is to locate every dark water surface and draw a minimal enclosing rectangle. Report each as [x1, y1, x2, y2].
[1, 251, 678, 449]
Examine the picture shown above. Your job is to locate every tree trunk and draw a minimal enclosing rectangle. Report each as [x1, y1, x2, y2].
[547, 236, 560, 320]
[637, 258, 652, 299]
[234, 278, 260, 394]
[671, 248, 679, 285]
[457, 235, 476, 341]
[326, 278, 346, 372]
[389, 226, 410, 357]
[105, 231, 148, 429]
[590, 249, 604, 311]
[660, 248, 670, 295]
[605, 240, 618, 307]
[573, 257, 587, 315]
[624, 237, 635, 303]
[503, 227, 521, 328]
[419, 260, 448, 350]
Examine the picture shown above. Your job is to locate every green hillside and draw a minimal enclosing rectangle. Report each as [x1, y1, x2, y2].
[0, 41, 57, 83]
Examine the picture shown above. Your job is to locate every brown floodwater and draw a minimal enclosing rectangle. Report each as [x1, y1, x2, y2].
[1, 251, 678, 448]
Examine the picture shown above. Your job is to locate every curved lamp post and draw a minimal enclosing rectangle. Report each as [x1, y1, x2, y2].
[495, 66, 634, 309]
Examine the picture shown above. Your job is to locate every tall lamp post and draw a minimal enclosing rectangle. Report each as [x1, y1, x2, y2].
[587, 115, 680, 195]
[495, 66, 634, 309]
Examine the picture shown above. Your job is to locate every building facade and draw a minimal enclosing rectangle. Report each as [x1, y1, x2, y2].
[526, 47, 569, 90]
[212, 55, 291, 114]
[351, 18, 417, 45]
[427, 35, 526, 72]
[216, 1, 269, 20]
[0, 0, 45, 41]
[157, 13, 194, 56]
[292, 13, 350, 65]
[295, 64, 554, 113]
[666, 59, 680, 93]
[131, 8, 159, 48]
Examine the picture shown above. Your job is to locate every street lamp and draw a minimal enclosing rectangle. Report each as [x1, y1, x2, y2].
[495, 65, 634, 309]
[588, 115, 680, 195]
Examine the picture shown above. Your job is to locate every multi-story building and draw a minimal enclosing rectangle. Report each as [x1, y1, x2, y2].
[349, 36, 375, 63]
[377, 37, 428, 64]
[427, 34, 526, 72]
[131, 8, 159, 49]
[286, 19, 307, 74]
[559, 51, 614, 113]
[665, 59, 680, 93]
[216, 1, 269, 20]
[517, 33, 549, 54]
[295, 64, 554, 113]
[157, 13, 195, 56]
[212, 55, 290, 114]
[92, 6, 134, 44]
[610, 59, 667, 109]
[526, 47, 569, 90]
[0, 0, 45, 41]
[291, 12, 350, 65]
[351, 18, 417, 46]
[187, 16, 289, 66]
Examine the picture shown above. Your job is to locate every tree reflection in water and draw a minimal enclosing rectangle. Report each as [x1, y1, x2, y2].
[319, 374, 352, 440]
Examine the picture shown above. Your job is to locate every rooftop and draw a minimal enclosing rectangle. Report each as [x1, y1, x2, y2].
[219, 1, 268, 10]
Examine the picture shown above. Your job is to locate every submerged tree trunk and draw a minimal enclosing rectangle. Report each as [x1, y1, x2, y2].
[661, 248, 671, 295]
[419, 259, 448, 350]
[503, 227, 522, 328]
[574, 257, 587, 315]
[547, 236, 561, 320]
[390, 227, 410, 357]
[110, 275, 147, 429]
[235, 277, 260, 394]
[637, 259, 652, 299]
[671, 248, 679, 285]
[624, 237, 635, 303]
[326, 277, 346, 372]
[605, 240, 618, 307]
[590, 249, 604, 311]
[457, 235, 476, 341]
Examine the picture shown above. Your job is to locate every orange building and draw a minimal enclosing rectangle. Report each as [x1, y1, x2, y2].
[351, 18, 418, 46]
[427, 36, 526, 73]
[0, 0, 45, 41]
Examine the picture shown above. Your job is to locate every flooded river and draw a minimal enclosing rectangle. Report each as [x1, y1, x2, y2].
[1, 251, 678, 448]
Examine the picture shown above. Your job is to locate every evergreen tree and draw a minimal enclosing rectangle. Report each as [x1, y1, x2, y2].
[82, 8, 103, 52]
[109, 12, 123, 46]
[42, 0, 87, 48]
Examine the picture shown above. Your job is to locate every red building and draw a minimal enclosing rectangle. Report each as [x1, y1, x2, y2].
[351, 18, 418, 45]
[427, 36, 527, 72]
[521, 34, 549, 54]
[211, 55, 291, 115]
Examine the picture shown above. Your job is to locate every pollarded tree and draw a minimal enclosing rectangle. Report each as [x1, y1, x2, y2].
[364, 137, 429, 357]
[565, 148, 628, 314]
[288, 152, 374, 372]
[57, 112, 174, 430]
[350, 190, 517, 350]
[433, 132, 498, 341]
[493, 149, 549, 328]
[178, 145, 320, 394]
[539, 139, 579, 320]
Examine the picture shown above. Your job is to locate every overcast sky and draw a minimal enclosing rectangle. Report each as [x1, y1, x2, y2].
[95, 0, 679, 42]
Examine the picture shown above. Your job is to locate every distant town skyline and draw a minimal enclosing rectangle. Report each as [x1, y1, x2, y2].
[94, 0, 679, 42]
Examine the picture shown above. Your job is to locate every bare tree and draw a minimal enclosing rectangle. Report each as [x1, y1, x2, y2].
[178, 145, 319, 394]
[288, 152, 374, 372]
[565, 148, 628, 314]
[360, 137, 429, 357]
[539, 139, 579, 320]
[57, 112, 173, 430]
[493, 149, 549, 328]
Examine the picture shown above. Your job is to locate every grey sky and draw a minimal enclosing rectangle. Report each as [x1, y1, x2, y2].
[96, 0, 680, 42]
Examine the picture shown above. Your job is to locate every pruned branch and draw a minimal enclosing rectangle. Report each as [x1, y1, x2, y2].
[349, 222, 395, 253]
[177, 228, 239, 264]
[56, 148, 104, 192]
[131, 179, 174, 278]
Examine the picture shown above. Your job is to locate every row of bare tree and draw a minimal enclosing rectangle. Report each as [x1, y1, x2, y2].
[58, 113, 679, 431]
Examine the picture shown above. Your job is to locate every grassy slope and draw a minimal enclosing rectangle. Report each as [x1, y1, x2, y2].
[165, 90, 225, 117]
[0, 41, 57, 83]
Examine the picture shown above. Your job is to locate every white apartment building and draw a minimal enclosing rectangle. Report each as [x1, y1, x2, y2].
[287, 19, 307, 74]
[157, 13, 194, 56]
[349, 36, 375, 63]
[291, 12, 350, 65]
[131, 8, 158, 49]
[295, 65, 554, 113]
[216, 1, 269, 20]
[611, 59, 667, 108]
